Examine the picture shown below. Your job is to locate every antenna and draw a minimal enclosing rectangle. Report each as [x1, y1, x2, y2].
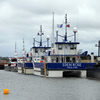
[22, 38, 26, 57]
[73, 27, 78, 42]
[56, 29, 58, 42]
[15, 42, 16, 53]
[65, 14, 67, 41]
[23, 38, 25, 51]
[33, 36, 35, 47]
[40, 25, 44, 46]
[40, 25, 42, 46]
[52, 12, 54, 47]
[40, 25, 42, 33]
[15, 42, 18, 58]
[47, 35, 50, 47]
[37, 25, 44, 46]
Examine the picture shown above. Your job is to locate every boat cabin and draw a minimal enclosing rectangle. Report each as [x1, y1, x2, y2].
[31, 47, 51, 61]
[46, 41, 81, 63]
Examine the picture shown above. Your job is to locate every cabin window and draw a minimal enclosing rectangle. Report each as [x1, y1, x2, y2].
[62, 57, 64, 62]
[70, 44, 74, 50]
[35, 48, 38, 53]
[58, 44, 62, 50]
[56, 57, 59, 63]
[72, 58, 76, 62]
[66, 57, 70, 62]
[41, 56, 44, 60]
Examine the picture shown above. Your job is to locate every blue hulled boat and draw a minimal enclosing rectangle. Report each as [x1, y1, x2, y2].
[31, 14, 96, 77]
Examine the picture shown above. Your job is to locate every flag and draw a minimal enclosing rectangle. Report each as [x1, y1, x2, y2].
[57, 24, 63, 28]
[30, 52, 32, 57]
[52, 49, 55, 54]
[66, 24, 70, 27]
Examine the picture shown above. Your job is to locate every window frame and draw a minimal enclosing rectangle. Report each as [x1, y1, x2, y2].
[58, 44, 63, 50]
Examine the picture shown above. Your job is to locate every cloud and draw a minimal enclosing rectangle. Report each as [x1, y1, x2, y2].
[0, 0, 99, 56]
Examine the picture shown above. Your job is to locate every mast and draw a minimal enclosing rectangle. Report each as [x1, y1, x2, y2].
[37, 25, 44, 47]
[15, 42, 17, 53]
[33, 37, 35, 47]
[65, 14, 67, 41]
[52, 12, 54, 47]
[14, 42, 17, 58]
[23, 38, 25, 51]
[22, 38, 26, 57]
[40, 25, 42, 46]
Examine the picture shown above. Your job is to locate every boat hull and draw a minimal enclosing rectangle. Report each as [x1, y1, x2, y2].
[17, 63, 23, 73]
[33, 62, 96, 77]
[17, 63, 33, 74]
[11, 66, 18, 72]
[4, 66, 11, 71]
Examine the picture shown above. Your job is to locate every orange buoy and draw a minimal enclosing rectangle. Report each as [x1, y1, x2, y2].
[3, 88, 9, 94]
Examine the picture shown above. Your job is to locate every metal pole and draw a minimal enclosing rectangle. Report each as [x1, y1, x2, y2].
[15, 42, 18, 58]
[52, 12, 54, 47]
[15, 42, 16, 53]
[74, 32, 76, 42]
[22, 38, 25, 73]
[98, 41, 100, 56]
[33, 38, 35, 47]
[65, 14, 67, 41]
[47, 39, 49, 47]
[40, 25, 42, 46]
[44, 60, 46, 77]
[23, 38, 24, 51]
[56, 30, 58, 42]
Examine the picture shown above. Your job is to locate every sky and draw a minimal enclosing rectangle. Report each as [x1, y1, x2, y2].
[0, 0, 100, 57]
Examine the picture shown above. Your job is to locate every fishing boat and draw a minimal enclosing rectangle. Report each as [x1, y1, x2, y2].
[32, 14, 96, 77]
[4, 58, 11, 71]
[10, 42, 18, 72]
[17, 39, 33, 74]
[17, 56, 33, 74]
[4, 57, 17, 72]
[30, 25, 51, 76]
[10, 58, 18, 72]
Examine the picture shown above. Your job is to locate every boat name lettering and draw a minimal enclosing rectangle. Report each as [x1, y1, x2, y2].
[63, 63, 81, 67]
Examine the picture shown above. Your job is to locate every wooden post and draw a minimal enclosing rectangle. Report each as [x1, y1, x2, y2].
[23, 57, 25, 73]
[44, 57, 46, 77]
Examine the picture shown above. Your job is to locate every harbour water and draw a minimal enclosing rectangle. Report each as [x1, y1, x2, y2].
[0, 70, 100, 100]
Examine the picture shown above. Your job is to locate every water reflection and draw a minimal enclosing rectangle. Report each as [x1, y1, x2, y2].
[0, 70, 100, 100]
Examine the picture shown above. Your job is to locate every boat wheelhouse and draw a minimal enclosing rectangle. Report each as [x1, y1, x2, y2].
[47, 41, 80, 63]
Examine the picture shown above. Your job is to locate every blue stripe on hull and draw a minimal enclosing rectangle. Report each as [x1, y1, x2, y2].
[47, 63, 96, 70]
[34, 63, 44, 68]
[18, 62, 96, 70]
[24, 63, 33, 68]
[17, 63, 33, 68]
[17, 63, 23, 67]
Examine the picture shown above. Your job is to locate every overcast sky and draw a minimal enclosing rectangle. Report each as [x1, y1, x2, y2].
[0, 0, 100, 57]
